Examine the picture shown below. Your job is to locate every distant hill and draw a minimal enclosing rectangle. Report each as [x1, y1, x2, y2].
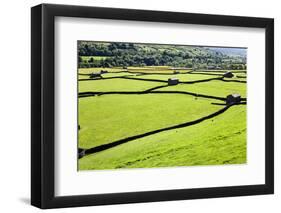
[78, 41, 247, 69]
[208, 47, 247, 57]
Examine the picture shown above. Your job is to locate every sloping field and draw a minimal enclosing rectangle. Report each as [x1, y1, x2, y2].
[79, 67, 126, 74]
[81, 56, 111, 61]
[78, 67, 247, 170]
[79, 78, 163, 93]
[99, 72, 135, 78]
[79, 105, 246, 170]
[156, 80, 246, 98]
[78, 74, 92, 80]
[128, 73, 220, 82]
[79, 94, 223, 149]
[78, 72, 136, 80]
[193, 70, 247, 73]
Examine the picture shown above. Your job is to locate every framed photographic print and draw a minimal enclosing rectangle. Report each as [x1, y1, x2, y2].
[31, 3, 274, 209]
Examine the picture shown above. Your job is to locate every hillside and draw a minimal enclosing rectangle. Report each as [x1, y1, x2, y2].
[78, 41, 247, 70]
[209, 47, 247, 57]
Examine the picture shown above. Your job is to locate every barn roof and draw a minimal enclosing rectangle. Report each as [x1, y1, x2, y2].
[168, 78, 179, 81]
[229, 93, 241, 98]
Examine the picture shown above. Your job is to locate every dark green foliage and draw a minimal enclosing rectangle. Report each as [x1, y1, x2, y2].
[78, 41, 247, 69]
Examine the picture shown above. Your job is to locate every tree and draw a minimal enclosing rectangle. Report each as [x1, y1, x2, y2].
[88, 57, 94, 63]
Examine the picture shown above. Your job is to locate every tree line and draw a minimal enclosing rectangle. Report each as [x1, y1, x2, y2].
[78, 42, 247, 70]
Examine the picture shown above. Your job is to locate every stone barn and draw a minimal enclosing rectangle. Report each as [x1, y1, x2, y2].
[90, 72, 102, 78]
[168, 78, 179, 85]
[226, 94, 241, 105]
[100, 70, 108, 74]
[223, 71, 234, 78]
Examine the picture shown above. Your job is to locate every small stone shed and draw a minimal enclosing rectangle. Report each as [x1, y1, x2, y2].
[168, 78, 179, 85]
[100, 70, 108, 74]
[226, 94, 241, 105]
[223, 71, 234, 78]
[90, 72, 102, 78]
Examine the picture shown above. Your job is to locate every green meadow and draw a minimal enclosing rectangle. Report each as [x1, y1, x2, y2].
[156, 80, 246, 98]
[78, 94, 222, 149]
[80, 105, 246, 170]
[81, 56, 111, 62]
[78, 66, 247, 170]
[129, 73, 219, 81]
[79, 78, 162, 92]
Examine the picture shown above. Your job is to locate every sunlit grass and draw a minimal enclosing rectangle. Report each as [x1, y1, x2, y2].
[78, 66, 247, 170]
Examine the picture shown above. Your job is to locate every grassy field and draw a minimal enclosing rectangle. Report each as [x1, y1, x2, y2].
[129, 73, 219, 81]
[79, 67, 126, 74]
[79, 94, 223, 149]
[79, 105, 246, 170]
[78, 72, 135, 80]
[79, 78, 163, 92]
[81, 56, 111, 62]
[156, 80, 246, 98]
[78, 66, 247, 170]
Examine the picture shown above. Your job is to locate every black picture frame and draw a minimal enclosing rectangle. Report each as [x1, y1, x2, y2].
[31, 3, 274, 209]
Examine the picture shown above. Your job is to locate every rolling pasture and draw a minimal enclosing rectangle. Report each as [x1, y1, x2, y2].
[80, 56, 111, 62]
[78, 66, 247, 170]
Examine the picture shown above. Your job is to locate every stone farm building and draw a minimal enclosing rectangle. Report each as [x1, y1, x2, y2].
[223, 71, 234, 78]
[226, 94, 241, 105]
[90, 72, 102, 78]
[100, 70, 108, 74]
[168, 78, 179, 85]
